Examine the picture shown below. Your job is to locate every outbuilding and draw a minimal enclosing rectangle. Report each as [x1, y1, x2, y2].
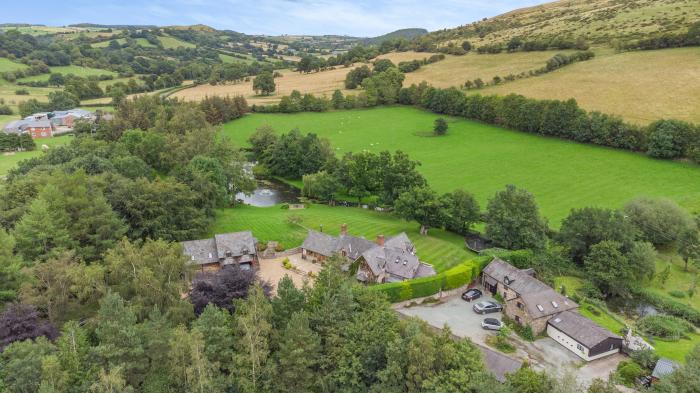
[547, 310, 623, 361]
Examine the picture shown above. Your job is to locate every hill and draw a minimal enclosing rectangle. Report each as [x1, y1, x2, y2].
[365, 28, 428, 44]
[427, 0, 700, 47]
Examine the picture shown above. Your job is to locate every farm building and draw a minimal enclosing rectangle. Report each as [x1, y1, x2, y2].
[3, 118, 54, 138]
[482, 258, 622, 361]
[547, 310, 623, 361]
[482, 258, 577, 334]
[300, 224, 436, 283]
[182, 231, 258, 272]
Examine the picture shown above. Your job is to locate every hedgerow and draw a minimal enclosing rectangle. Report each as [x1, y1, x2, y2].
[368, 256, 492, 303]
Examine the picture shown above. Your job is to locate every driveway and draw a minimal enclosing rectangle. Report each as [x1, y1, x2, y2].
[397, 292, 502, 347]
[258, 253, 321, 295]
[396, 289, 624, 386]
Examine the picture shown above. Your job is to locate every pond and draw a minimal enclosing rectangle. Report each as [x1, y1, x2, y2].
[235, 178, 300, 207]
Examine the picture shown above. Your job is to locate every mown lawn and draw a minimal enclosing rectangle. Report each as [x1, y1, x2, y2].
[221, 107, 700, 226]
[212, 204, 475, 272]
[0, 135, 73, 176]
[647, 252, 700, 311]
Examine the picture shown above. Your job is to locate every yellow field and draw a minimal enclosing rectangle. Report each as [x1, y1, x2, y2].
[482, 47, 700, 124]
[397, 51, 570, 88]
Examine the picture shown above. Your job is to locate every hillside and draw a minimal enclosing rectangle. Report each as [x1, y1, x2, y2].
[365, 28, 428, 44]
[427, 0, 700, 47]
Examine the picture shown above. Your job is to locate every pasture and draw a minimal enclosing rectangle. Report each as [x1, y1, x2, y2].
[0, 135, 73, 176]
[212, 204, 475, 273]
[482, 48, 700, 124]
[17, 65, 117, 83]
[158, 35, 196, 49]
[221, 107, 700, 225]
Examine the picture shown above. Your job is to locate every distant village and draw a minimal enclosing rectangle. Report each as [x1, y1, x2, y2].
[2, 108, 99, 139]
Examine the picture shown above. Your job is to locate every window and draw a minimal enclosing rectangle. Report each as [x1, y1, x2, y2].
[576, 344, 584, 352]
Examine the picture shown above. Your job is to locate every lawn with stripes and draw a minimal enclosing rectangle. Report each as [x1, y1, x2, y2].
[221, 106, 700, 226]
[212, 204, 475, 273]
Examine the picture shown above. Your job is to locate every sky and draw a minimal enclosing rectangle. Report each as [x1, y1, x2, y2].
[5, 0, 547, 37]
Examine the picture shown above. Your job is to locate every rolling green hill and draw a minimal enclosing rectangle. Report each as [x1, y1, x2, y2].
[366, 28, 428, 44]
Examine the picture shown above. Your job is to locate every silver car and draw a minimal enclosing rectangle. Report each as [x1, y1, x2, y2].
[472, 300, 503, 314]
[481, 318, 503, 330]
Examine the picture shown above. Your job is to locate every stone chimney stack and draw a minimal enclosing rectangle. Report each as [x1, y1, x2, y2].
[340, 223, 348, 236]
[377, 234, 385, 247]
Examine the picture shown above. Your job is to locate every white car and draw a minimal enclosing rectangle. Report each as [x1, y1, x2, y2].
[481, 318, 503, 330]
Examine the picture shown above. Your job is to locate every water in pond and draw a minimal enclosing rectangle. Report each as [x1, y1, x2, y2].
[235, 179, 300, 207]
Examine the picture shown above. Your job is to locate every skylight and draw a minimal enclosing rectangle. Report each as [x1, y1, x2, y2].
[552, 301, 559, 308]
[536, 304, 544, 312]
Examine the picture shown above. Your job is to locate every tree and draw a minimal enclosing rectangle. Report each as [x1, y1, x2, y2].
[363, 68, 405, 105]
[0, 337, 56, 393]
[379, 150, 427, 204]
[94, 292, 147, 387]
[89, 366, 134, 393]
[434, 118, 448, 135]
[462, 41, 472, 51]
[54, 321, 96, 392]
[557, 207, 637, 263]
[331, 89, 345, 109]
[190, 264, 260, 315]
[0, 303, 57, 350]
[0, 229, 24, 303]
[344, 65, 372, 89]
[441, 189, 480, 234]
[302, 171, 340, 202]
[169, 326, 221, 393]
[192, 304, 236, 374]
[652, 343, 700, 393]
[394, 186, 445, 235]
[233, 284, 273, 393]
[584, 241, 634, 298]
[587, 379, 621, 393]
[628, 241, 657, 280]
[485, 185, 548, 250]
[372, 58, 396, 73]
[271, 275, 305, 330]
[646, 119, 696, 159]
[506, 367, 553, 393]
[248, 125, 278, 161]
[47, 91, 80, 111]
[624, 198, 691, 247]
[275, 312, 321, 393]
[12, 194, 73, 263]
[678, 228, 700, 271]
[104, 239, 193, 323]
[253, 72, 275, 95]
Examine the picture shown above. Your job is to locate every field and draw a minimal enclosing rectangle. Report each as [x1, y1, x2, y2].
[17, 65, 117, 83]
[0, 135, 73, 176]
[92, 38, 157, 48]
[221, 107, 700, 225]
[398, 50, 573, 88]
[212, 204, 475, 272]
[0, 58, 27, 73]
[482, 48, 700, 124]
[158, 36, 196, 49]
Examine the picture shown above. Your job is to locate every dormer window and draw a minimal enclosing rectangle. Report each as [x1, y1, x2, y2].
[551, 301, 559, 308]
[225, 251, 232, 257]
[208, 253, 213, 259]
[536, 304, 544, 312]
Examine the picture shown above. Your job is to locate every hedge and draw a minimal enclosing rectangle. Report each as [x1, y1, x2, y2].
[632, 287, 700, 327]
[369, 256, 492, 303]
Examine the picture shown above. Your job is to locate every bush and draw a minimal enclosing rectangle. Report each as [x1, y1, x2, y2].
[630, 349, 659, 373]
[669, 290, 686, 298]
[632, 287, 700, 326]
[15, 89, 29, 95]
[586, 304, 602, 316]
[636, 314, 694, 340]
[369, 257, 491, 302]
[0, 105, 12, 115]
[616, 361, 644, 386]
[282, 258, 293, 270]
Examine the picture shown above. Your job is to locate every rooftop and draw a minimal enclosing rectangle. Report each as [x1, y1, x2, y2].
[548, 310, 621, 349]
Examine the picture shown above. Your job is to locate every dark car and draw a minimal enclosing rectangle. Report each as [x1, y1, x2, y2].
[473, 300, 503, 314]
[461, 288, 483, 302]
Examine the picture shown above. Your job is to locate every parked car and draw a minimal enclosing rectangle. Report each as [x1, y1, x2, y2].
[481, 318, 503, 330]
[473, 300, 503, 314]
[461, 288, 482, 302]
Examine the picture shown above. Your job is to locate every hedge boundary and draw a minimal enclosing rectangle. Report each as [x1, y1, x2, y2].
[368, 256, 493, 303]
[632, 287, 700, 327]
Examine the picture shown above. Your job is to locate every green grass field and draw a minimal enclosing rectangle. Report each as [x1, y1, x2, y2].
[221, 107, 700, 225]
[0, 135, 73, 176]
[648, 252, 700, 311]
[159, 36, 196, 49]
[0, 58, 28, 73]
[92, 38, 157, 49]
[17, 65, 117, 83]
[212, 204, 475, 272]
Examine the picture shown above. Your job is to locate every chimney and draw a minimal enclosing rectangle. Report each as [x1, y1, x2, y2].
[376, 235, 385, 247]
[340, 223, 348, 236]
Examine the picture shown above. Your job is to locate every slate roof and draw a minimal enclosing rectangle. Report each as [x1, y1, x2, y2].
[478, 345, 522, 382]
[484, 258, 577, 319]
[215, 231, 256, 258]
[301, 230, 375, 261]
[182, 231, 256, 265]
[548, 310, 621, 349]
[652, 358, 680, 379]
[182, 238, 219, 265]
[26, 120, 52, 129]
[361, 232, 424, 280]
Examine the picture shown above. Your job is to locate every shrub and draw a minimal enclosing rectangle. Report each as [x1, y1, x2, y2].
[630, 349, 659, 372]
[586, 304, 602, 316]
[616, 361, 644, 386]
[632, 287, 700, 326]
[433, 118, 448, 135]
[282, 258, 293, 270]
[636, 314, 694, 340]
[669, 290, 686, 298]
[15, 89, 29, 95]
[275, 243, 285, 252]
[0, 105, 12, 115]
